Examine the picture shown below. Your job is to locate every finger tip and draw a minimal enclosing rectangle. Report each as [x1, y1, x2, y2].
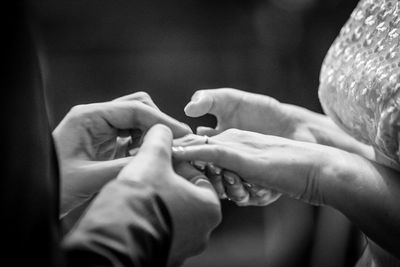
[179, 123, 193, 134]
[184, 103, 199, 117]
[172, 147, 189, 160]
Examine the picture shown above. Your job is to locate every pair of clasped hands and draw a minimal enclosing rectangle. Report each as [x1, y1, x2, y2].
[54, 88, 345, 262]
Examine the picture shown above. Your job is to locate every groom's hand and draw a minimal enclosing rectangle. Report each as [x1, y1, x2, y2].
[53, 92, 192, 216]
[118, 124, 221, 266]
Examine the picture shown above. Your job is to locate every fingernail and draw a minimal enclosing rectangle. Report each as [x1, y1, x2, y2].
[243, 182, 252, 188]
[193, 161, 206, 171]
[256, 189, 270, 197]
[224, 173, 236, 185]
[220, 193, 227, 199]
[214, 166, 222, 175]
[190, 174, 207, 183]
[207, 163, 222, 175]
[194, 178, 210, 187]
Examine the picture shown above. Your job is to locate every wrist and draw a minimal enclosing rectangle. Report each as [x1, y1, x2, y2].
[314, 148, 363, 210]
[281, 104, 323, 143]
[286, 105, 375, 159]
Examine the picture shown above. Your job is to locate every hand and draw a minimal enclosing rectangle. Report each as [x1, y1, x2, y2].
[118, 124, 221, 266]
[173, 129, 338, 206]
[184, 88, 319, 204]
[53, 92, 192, 217]
[175, 135, 281, 206]
[184, 88, 316, 142]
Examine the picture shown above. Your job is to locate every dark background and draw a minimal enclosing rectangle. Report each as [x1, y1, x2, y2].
[29, 0, 359, 266]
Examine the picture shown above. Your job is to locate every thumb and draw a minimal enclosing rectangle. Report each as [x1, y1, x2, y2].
[137, 124, 173, 163]
[184, 90, 214, 117]
[184, 88, 242, 121]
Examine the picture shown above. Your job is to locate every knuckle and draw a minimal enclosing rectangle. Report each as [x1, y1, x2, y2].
[153, 124, 172, 137]
[128, 101, 143, 120]
[69, 104, 88, 116]
[185, 134, 201, 144]
[194, 89, 205, 95]
[152, 144, 170, 159]
[134, 91, 151, 101]
[176, 134, 202, 146]
[129, 100, 141, 111]
[67, 104, 97, 125]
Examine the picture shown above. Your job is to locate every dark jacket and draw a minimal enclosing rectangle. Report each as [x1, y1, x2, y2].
[2, 2, 171, 266]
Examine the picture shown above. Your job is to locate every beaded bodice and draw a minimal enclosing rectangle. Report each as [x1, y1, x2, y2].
[319, 0, 400, 169]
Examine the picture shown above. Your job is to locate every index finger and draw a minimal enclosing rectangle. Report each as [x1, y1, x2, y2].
[99, 101, 192, 138]
[184, 88, 242, 119]
[113, 91, 160, 110]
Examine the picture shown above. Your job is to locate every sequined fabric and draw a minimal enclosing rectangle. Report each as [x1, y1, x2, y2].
[319, 0, 400, 169]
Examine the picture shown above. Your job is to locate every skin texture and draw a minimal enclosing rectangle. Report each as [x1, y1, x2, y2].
[173, 129, 400, 259]
[118, 124, 221, 267]
[53, 92, 192, 217]
[54, 92, 221, 266]
[183, 88, 374, 205]
[180, 88, 400, 263]
[174, 130, 331, 203]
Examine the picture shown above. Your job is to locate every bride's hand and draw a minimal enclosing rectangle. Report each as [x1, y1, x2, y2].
[175, 135, 281, 206]
[184, 88, 317, 142]
[213, 168, 281, 207]
[173, 129, 341, 206]
[184, 88, 321, 204]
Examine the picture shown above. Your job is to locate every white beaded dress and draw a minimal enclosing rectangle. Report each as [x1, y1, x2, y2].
[319, 0, 400, 171]
[318, 0, 399, 265]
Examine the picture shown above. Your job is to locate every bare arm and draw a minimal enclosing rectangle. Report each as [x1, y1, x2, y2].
[318, 150, 400, 259]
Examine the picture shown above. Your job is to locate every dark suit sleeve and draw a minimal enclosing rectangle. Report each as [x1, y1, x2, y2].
[62, 179, 173, 267]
